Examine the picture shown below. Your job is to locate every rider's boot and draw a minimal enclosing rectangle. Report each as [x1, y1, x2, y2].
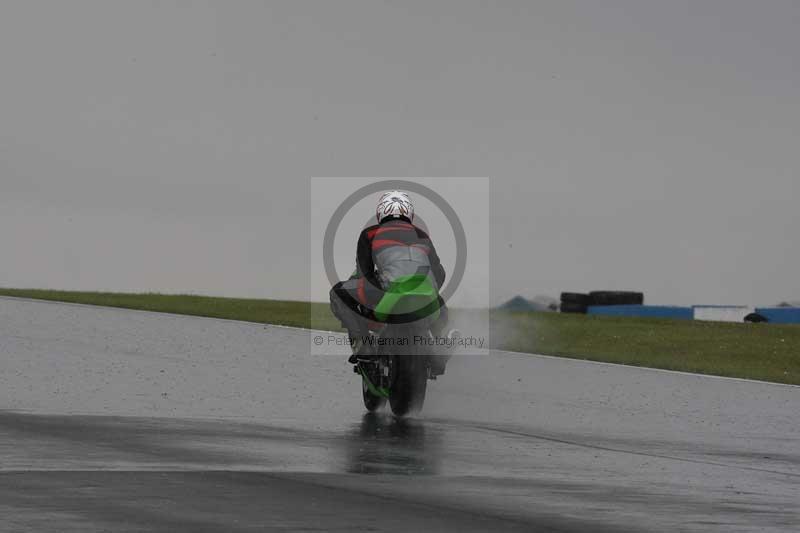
[347, 329, 370, 364]
[347, 339, 362, 364]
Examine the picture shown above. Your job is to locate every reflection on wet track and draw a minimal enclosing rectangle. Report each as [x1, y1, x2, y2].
[345, 413, 441, 475]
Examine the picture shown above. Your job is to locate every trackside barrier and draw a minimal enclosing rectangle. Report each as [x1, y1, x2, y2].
[586, 305, 800, 324]
[692, 306, 754, 322]
[753, 308, 800, 324]
[586, 305, 693, 320]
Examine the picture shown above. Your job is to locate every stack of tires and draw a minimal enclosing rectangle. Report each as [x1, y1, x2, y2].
[560, 291, 644, 314]
[588, 291, 644, 306]
[560, 292, 589, 314]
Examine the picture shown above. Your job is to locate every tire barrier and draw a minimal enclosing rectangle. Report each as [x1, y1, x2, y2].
[588, 291, 644, 306]
[560, 292, 589, 306]
[560, 302, 588, 314]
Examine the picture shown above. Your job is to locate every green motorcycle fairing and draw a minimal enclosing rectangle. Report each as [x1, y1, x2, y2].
[372, 274, 440, 323]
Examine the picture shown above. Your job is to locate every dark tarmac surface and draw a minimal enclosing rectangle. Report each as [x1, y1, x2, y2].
[1, 297, 798, 531]
[0, 412, 626, 532]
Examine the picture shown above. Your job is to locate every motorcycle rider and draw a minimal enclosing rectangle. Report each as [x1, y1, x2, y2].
[329, 190, 451, 366]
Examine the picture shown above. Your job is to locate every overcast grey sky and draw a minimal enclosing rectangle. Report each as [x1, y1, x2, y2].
[1, 1, 797, 306]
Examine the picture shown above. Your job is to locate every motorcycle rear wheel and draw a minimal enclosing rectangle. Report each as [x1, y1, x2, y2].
[388, 343, 428, 416]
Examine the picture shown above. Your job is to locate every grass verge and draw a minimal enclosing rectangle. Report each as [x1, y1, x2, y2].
[0, 288, 340, 331]
[1, 288, 798, 385]
[498, 310, 799, 385]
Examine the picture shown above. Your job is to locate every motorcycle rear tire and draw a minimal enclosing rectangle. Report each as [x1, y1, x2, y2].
[389, 352, 428, 416]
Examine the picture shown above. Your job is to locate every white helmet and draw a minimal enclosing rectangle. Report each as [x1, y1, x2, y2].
[376, 190, 414, 223]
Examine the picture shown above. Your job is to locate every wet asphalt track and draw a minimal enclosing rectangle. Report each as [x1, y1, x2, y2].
[0, 297, 798, 532]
